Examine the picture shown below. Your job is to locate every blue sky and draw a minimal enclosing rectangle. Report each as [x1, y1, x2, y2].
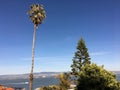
[0, 0, 120, 75]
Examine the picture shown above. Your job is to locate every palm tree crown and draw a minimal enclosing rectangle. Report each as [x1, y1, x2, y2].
[28, 4, 46, 27]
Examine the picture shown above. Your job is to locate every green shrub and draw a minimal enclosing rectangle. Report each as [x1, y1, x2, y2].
[39, 85, 60, 90]
[76, 63, 120, 90]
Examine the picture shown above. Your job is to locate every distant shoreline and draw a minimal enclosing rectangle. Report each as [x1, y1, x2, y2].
[0, 71, 120, 80]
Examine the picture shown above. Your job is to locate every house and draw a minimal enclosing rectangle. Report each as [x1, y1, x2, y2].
[0, 85, 14, 90]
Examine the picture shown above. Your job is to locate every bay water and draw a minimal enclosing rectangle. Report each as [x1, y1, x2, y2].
[0, 77, 59, 90]
[0, 75, 120, 90]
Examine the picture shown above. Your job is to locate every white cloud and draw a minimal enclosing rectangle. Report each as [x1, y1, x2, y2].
[22, 56, 72, 64]
[22, 56, 73, 73]
[64, 36, 74, 42]
[90, 52, 111, 56]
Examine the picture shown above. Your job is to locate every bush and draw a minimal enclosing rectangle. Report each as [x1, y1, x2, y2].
[39, 85, 60, 90]
[76, 63, 120, 90]
[39, 73, 71, 90]
[59, 73, 71, 90]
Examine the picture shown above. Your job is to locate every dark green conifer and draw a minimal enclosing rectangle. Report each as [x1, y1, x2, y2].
[71, 38, 91, 76]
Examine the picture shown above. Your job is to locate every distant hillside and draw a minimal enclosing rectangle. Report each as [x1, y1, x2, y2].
[0, 72, 61, 80]
[112, 71, 120, 75]
[0, 71, 119, 80]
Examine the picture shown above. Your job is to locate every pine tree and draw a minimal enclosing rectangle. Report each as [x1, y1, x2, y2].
[71, 38, 91, 76]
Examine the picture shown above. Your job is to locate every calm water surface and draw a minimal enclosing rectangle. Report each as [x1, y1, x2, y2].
[0, 75, 120, 90]
[0, 77, 59, 89]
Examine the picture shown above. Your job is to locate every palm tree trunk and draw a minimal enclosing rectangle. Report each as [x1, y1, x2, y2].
[29, 25, 37, 90]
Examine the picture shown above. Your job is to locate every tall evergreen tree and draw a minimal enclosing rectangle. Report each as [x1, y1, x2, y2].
[71, 38, 91, 76]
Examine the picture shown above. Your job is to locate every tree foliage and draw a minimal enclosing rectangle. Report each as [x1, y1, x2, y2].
[76, 63, 120, 90]
[39, 73, 71, 90]
[28, 4, 46, 27]
[59, 73, 71, 90]
[71, 38, 91, 76]
[39, 85, 60, 90]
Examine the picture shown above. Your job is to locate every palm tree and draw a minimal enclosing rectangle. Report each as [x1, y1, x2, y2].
[28, 4, 46, 90]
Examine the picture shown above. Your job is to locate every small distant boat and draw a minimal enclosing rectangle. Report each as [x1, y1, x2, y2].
[42, 76, 46, 78]
[24, 82, 29, 84]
